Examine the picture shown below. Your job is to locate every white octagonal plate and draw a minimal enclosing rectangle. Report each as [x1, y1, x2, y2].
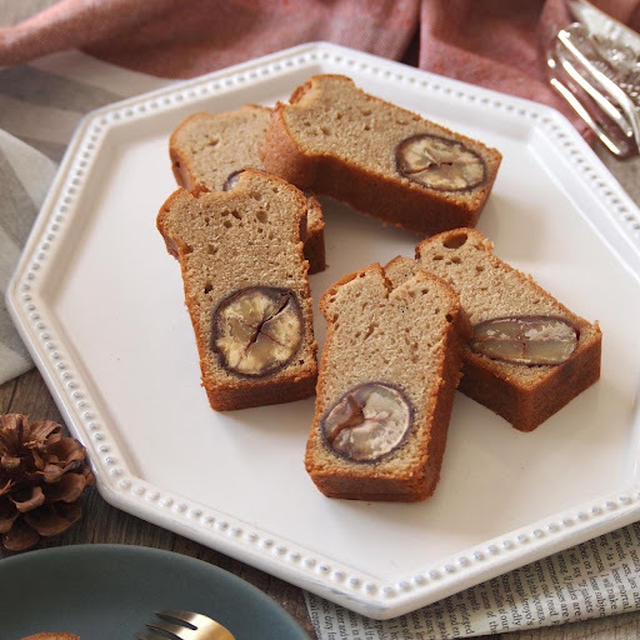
[7, 43, 640, 619]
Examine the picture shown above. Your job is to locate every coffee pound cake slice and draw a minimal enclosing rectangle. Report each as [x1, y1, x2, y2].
[385, 228, 602, 432]
[157, 170, 318, 411]
[305, 264, 470, 501]
[260, 75, 502, 236]
[169, 105, 326, 273]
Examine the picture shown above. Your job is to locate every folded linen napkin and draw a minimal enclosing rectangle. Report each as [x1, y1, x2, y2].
[1, 0, 639, 386]
[0, 131, 57, 382]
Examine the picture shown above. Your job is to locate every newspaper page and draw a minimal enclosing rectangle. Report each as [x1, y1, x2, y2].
[306, 522, 640, 639]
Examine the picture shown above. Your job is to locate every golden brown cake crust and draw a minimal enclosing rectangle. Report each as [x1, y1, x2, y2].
[386, 228, 602, 431]
[260, 74, 502, 236]
[157, 170, 318, 411]
[305, 264, 470, 501]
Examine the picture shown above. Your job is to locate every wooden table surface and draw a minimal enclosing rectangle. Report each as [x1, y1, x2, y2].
[2, 155, 640, 640]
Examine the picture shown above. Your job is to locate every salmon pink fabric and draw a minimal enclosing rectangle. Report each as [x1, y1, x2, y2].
[1, 0, 639, 131]
[0, 0, 420, 77]
[419, 0, 639, 134]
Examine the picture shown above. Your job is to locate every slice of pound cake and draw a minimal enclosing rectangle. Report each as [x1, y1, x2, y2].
[169, 105, 326, 273]
[157, 170, 318, 411]
[305, 264, 470, 501]
[385, 228, 602, 431]
[260, 75, 502, 236]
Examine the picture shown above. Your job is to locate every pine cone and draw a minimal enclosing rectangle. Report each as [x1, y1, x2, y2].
[0, 413, 94, 551]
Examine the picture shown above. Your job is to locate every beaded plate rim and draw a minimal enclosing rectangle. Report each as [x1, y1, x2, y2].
[6, 42, 640, 619]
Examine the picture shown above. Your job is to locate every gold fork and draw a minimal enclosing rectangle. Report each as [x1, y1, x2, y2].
[136, 610, 235, 640]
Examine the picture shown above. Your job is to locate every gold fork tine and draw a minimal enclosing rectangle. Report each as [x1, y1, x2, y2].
[156, 611, 196, 628]
[157, 610, 235, 639]
[147, 620, 197, 640]
[157, 611, 219, 629]
[142, 611, 236, 640]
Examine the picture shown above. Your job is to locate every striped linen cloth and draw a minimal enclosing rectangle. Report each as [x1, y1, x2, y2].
[0, 0, 172, 384]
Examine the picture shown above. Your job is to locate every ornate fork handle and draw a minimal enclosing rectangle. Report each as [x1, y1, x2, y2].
[546, 14, 640, 158]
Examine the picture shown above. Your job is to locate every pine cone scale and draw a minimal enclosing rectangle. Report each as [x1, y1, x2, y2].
[42, 464, 65, 483]
[1, 453, 22, 470]
[12, 485, 46, 513]
[25, 502, 83, 537]
[0, 497, 18, 534]
[0, 479, 12, 496]
[3, 518, 40, 551]
[44, 472, 91, 503]
[26, 419, 62, 443]
[47, 437, 87, 466]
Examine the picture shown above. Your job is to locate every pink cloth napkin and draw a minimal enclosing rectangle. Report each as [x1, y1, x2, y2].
[1, 0, 639, 136]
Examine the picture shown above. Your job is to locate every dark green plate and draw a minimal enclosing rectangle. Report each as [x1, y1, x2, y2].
[0, 544, 310, 640]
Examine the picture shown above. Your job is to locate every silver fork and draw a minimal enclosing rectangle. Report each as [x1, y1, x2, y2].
[546, 12, 640, 158]
[136, 610, 236, 640]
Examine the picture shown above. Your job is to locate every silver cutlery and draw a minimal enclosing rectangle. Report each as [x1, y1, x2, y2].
[136, 610, 235, 640]
[546, 2, 640, 158]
